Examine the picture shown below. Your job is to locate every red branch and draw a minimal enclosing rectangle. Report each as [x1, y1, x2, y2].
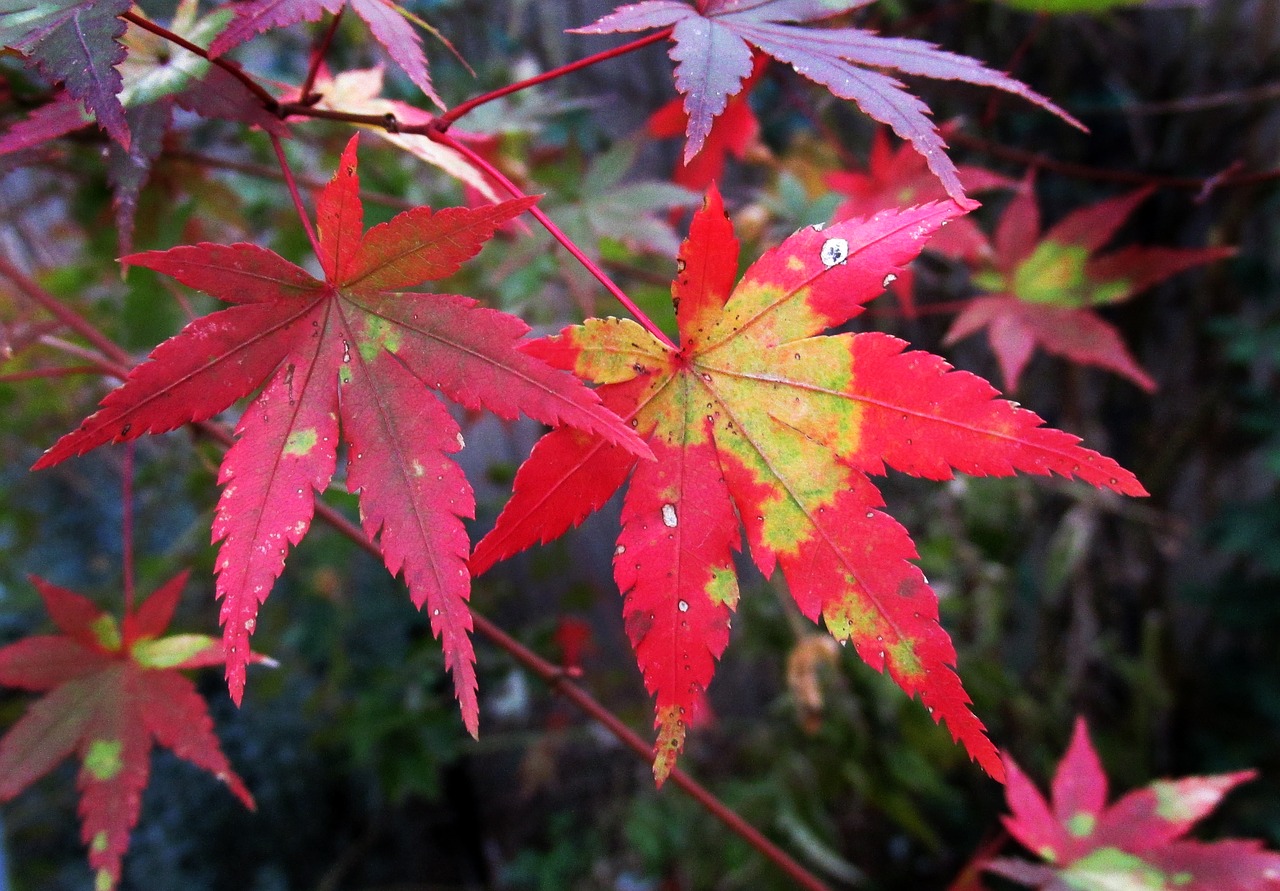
[426, 130, 678, 349]
[435, 28, 674, 130]
[120, 10, 279, 111]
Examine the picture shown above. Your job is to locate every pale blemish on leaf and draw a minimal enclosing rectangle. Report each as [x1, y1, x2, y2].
[1068, 811, 1097, 838]
[84, 739, 124, 781]
[91, 615, 122, 652]
[283, 428, 317, 457]
[357, 313, 402, 361]
[706, 565, 739, 608]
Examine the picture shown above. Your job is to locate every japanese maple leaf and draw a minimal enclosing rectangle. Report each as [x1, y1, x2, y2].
[827, 127, 1016, 264]
[647, 52, 767, 190]
[32, 135, 648, 732]
[0, 0, 132, 147]
[573, 0, 1081, 205]
[209, 0, 445, 107]
[944, 185, 1235, 392]
[471, 186, 1145, 783]
[0, 572, 255, 891]
[986, 718, 1280, 890]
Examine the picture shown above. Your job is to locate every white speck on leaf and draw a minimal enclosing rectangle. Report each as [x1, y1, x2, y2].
[820, 237, 849, 267]
[882, 273, 898, 288]
[662, 504, 678, 528]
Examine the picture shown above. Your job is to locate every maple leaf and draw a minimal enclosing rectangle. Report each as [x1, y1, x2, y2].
[944, 185, 1235, 392]
[986, 718, 1280, 890]
[471, 186, 1145, 783]
[208, 0, 445, 107]
[0, 0, 133, 147]
[647, 52, 768, 190]
[0, 572, 255, 891]
[573, 0, 1081, 205]
[32, 135, 649, 732]
[827, 127, 1016, 263]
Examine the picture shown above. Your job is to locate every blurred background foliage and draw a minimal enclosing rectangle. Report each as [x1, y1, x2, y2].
[2, 0, 1279, 888]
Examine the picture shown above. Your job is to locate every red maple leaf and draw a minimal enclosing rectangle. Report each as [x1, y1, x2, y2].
[208, 0, 447, 107]
[827, 127, 1017, 263]
[0, 573, 255, 891]
[945, 184, 1235, 392]
[574, 0, 1080, 205]
[986, 718, 1280, 890]
[32, 135, 649, 731]
[647, 53, 767, 190]
[471, 187, 1145, 783]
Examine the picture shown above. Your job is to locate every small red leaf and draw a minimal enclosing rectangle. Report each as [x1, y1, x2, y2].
[993, 719, 1280, 890]
[0, 576, 253, 890]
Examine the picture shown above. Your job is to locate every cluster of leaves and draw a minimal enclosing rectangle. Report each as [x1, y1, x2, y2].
[0, 0, 1267, 886]
[0, 574, 255, 891]
[970, 720, 1280, 890]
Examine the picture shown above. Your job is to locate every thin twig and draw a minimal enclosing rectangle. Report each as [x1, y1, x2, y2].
[271, 134, 323, 261]
[428, 129, 679, 349]
[435, 28, 674, 130]
[949, 131, 1280, 192]
[122, 442, 136, 615]
[121, 10, 280, 112]
[0, 365, 101, 383]
[299, 9, 345, 104]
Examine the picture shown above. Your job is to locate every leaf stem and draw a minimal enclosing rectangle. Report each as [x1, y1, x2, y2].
[427, 129, 678, 349]
[299, 9, 345, 103]
[270, 134, 323, 262]
[0, 365, 101, 383]
[434, 28, 674, 131]
[0, 256, 133, 366]
[120, 10, 280, 112]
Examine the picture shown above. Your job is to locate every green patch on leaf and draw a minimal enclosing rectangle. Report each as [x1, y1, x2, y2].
[84, 739, 124, 781]
[131, 633, 216, 668]
[95, 868, 113, 891]
[357, 314, 403, 362]
[283, 428, 318, 457]
[1152, 780, 1197, 821]
[91, 615, 122, 652]
[91, 831, 109, 854]
[1068, 811, 1098, 837]
[1013, 241, 1091, 306]
[1061, 847, 1167, 891]
[706, 566, 739, 608]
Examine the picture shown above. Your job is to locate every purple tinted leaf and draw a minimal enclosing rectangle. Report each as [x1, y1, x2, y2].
[109, 100, 172, 257]
[175, 66, 290, 135]
[736, 21, 972, 205]
[822, 31, 1083, 129]
[0, 92, 90, 156]
[670, 17, 754, 160]
[713, 0, 874, 22]
[572, 0, 696, 32]
[9, 0, 134, 148]
[208, 0, 343, 57]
